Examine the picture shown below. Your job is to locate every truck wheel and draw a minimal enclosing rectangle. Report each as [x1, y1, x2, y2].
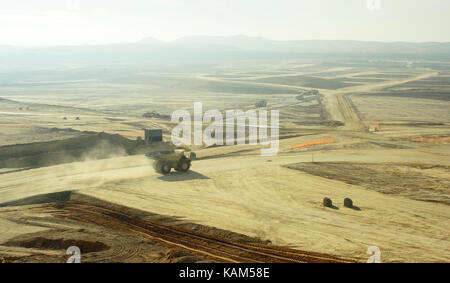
[160, 162, 172, 175]
[177, 158, 191, 172]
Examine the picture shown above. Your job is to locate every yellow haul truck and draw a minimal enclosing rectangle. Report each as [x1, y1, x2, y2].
[144, 128, 196, 175]
[146, 149, 196, 175]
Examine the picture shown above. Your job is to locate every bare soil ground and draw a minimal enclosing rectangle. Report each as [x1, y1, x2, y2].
[286, 162, 450, 205]
[0, 192, 351, 263]
[0, 204, 211, 263]
[1, 61, 449, 263]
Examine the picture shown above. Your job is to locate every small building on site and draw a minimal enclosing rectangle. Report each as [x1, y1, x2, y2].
[144, 128, 163, 144]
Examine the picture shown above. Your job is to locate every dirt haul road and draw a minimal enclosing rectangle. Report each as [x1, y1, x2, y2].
[0, 144, 449, 262]
[320, 71, 439, 131]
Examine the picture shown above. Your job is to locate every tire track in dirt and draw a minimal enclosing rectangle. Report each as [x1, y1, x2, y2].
[56, 201, 354, 263]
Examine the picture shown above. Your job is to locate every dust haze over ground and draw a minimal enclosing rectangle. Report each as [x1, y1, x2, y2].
[0, 38, 449, 263]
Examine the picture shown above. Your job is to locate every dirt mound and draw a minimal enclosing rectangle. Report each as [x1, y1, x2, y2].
[2, 192, 309, 263]
[0, 132, 144, 169]
[68, 192, 269, 245]
[0, 191, 73, 207]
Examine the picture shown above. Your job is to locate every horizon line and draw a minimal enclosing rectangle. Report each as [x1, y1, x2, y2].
[2, 35, 450, 48]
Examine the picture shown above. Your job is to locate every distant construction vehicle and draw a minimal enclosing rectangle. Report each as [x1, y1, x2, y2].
[255, 100, 267, 108]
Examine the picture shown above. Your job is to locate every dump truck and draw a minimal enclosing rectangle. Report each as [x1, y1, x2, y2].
[143, 128, 196, 175]
[146, 148, 196, 175]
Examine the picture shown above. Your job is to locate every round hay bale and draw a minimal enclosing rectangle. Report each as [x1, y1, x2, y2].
[344, 198, 353, 208]
[323, 197, 333, 208]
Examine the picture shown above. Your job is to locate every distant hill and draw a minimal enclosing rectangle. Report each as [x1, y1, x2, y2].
[172, 35, 450, 54]
[138, 37, 163, 45]
[1, 35, 449, 70]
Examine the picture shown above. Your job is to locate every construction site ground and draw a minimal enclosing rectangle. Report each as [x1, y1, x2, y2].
[1, 66, 449, 263]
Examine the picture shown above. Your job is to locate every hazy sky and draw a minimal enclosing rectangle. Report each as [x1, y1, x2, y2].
[1, 0, 449, 46]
